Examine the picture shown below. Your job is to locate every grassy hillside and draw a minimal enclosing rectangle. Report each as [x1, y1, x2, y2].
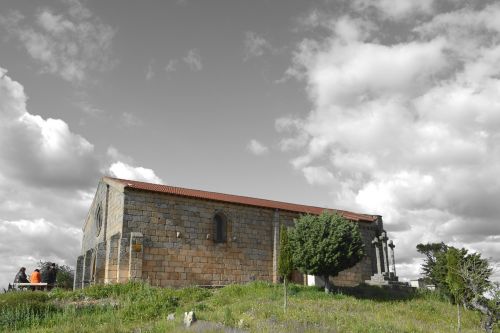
[0, 281, 491, 332]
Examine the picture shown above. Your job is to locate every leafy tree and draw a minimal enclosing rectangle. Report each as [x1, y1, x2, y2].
[38, 261, 74, 290]
[289, 212, 365, 293]
[417, 244, 497, 332]
[278, 225, 293, 311]
[416, 242, 448, 284]
[446, 247, 467, 332]
[456, 255, 497, 333]
[417, 242, 454, 299]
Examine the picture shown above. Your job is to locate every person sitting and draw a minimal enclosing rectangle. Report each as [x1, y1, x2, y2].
[30, 269, 41, 291]
[14, 267, 29, 283]
[13, 267, 29, 290]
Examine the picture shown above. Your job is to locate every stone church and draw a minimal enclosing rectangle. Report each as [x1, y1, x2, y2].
[74, 177, 398, 289]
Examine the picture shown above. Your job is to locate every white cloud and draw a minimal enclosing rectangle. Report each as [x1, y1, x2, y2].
[0, 218, 81, 262]
[77, 101, 104, 116]
[108, 161, 163, 184]
[276, 117, 309, 151]
[165, 59, 178, 73]
[0, 218, 81, 287]
[280, 1, 500, 280]
[106, 146, 133, 164]
[244, 31, 273, 60]
[0, 68, 99, 188]
[120, 112, 143, 127]
[247, 139, 269, 155]
[354, 0, 434, 19]
[0, 0, 115, 83]
[0, 68, 162, 288]
[302, 166, 335, 186]
[183, 49, 202, 71]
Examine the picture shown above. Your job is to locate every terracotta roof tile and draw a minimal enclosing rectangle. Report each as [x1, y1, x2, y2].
[104, 177, 377, 223]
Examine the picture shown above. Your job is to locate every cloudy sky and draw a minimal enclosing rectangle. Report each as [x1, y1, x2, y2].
[1, 0, 499, 288]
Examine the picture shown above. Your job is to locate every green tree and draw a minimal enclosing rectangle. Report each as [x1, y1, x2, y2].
[289, 212, 365, 293]
[416, 242, 452, 298]
[416, 243, 448, 284]
[446, 248, 467, 332]
[278, 225, 293, 311]
[457, 254, 496, 333]
[417, 243, 496, 332]
[39, 261, 74, 290]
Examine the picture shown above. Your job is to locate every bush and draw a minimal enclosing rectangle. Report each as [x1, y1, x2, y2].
[289, 212, 365, 292]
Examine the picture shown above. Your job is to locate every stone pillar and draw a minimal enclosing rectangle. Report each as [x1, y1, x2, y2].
[129, 232, 144, 281]
[372, 237, 382, 275]
[74, 255, 84, 290]
[82, 249, 93, 287]
[105, 233, 120, 283]
[388, 240, 396, 276]
[272, 209, 280, 284]
[117, 237, 129, 283]
[94, 242, 107, 284]
[379, 232, 390, 275]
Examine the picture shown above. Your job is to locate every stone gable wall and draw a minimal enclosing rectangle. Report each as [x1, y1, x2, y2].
[77, 181, 125, 288]
[81, 182, 124, 253]
[82, 182, 108, 251]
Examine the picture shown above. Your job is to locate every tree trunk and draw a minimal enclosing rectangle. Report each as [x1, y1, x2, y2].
[283, 277, 287, 312]
[324, 275, 331, 293]
[457, 302, 461, 333]
[483, 315, 493, 333]
[470, 298, 494, 333]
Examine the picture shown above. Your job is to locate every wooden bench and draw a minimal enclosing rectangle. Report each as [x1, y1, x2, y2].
[12, 283, 48, 290]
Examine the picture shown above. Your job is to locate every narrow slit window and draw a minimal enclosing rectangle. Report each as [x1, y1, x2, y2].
[95, 204, 103, 236]
[213, 213, 227, 243]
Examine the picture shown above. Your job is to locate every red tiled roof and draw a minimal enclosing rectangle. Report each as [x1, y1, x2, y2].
[104, 177, 377, 223]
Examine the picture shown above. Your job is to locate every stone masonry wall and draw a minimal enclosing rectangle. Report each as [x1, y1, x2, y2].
[121, 188, 379, 287]
[106, 185, 124, 238]
[123, 189, 275, 287]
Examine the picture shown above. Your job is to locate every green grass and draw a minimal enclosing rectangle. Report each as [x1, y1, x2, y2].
[0, 281, 493, 332]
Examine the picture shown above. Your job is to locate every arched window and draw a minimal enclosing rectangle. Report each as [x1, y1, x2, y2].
[213, 213, 227, 243]
[95, 203, 103, 236]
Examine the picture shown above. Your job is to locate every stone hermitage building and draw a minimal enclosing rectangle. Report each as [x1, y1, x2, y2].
[74, 177, 399, 289]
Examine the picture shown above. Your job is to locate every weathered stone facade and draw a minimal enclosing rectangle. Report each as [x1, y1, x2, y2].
[74, 177, 398, 289]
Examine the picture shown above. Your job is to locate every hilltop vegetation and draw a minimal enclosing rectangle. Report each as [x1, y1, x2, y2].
[0, 282, 490, 333]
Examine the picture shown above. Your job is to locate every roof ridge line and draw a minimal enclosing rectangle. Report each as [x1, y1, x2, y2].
[103, 176, 377, 222]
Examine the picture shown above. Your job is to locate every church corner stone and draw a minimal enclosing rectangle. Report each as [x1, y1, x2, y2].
[75, 177, 399, 288]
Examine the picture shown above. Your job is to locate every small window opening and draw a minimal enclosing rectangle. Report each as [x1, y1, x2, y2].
[95, 204, 103, 236]
[213, 213, 227, 243]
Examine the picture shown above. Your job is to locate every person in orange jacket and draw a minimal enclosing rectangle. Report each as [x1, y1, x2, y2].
[30, 269, 41, 291]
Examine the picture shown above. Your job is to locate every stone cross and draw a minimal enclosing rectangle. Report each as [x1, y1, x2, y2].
[379, 232, 390, 275]
[372, 237, 382, 275]
[388, 240, 396, 276]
